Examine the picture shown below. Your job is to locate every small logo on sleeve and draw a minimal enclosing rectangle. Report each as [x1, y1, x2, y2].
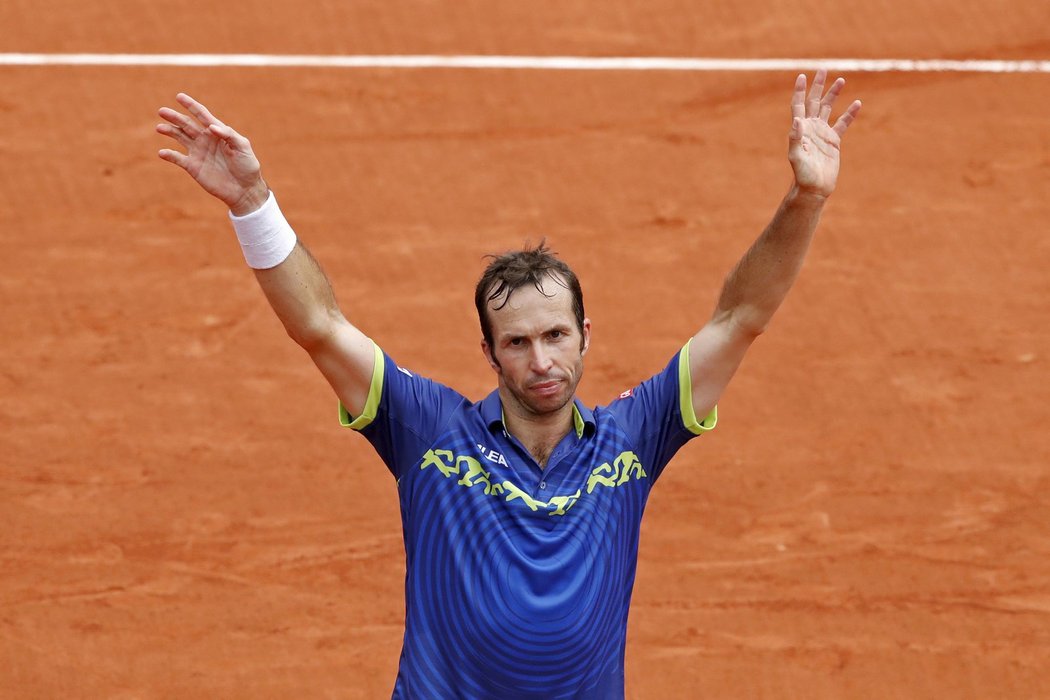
[618, 389, 634, 399]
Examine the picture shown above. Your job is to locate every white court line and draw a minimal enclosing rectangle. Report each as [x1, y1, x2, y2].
[1, 53, 1049, 72]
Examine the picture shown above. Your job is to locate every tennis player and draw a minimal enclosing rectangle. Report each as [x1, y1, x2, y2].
[158, 70, 860, 698]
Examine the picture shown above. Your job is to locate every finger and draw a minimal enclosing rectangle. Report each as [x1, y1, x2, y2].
[158, 148, 189, 169]
[176, 92, 225, 129]
[208, 123, 250, 152]
[790, 73, 806, 121]
[155, 123, 193, 148]
[806, 69, 826, 118]
[789, 117, 803, 142]
[818, 77, 845, 122]
[158, 106, 203, 138]
[832, 99, 862, 137]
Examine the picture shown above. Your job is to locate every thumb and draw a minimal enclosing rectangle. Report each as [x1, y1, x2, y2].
[789, 117, 803, 141]
[208, 123, 250, 152]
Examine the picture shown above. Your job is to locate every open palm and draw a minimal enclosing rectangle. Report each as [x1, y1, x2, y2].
[157, 94, 267, 214]
[788, 71, 862, 198]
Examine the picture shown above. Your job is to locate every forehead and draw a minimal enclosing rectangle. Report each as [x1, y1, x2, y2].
[487, 281, 575, 337]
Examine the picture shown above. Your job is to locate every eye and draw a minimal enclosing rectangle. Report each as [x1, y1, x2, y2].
[549, 329, 564, 340]
[509, 338, 524, 346]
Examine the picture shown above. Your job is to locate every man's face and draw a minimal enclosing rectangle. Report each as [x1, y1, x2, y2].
[482, 280, 591, 418]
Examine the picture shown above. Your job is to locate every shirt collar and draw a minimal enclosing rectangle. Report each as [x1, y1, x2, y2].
[481, 390, 596, 439]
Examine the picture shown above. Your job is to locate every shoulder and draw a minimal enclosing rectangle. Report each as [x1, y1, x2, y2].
[341, 345, 470, 432]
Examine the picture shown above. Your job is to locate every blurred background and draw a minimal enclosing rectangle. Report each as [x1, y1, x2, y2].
[1, 1, 1048, 697]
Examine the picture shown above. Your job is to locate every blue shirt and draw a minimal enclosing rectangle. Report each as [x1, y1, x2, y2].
[340, 340, 716, 699]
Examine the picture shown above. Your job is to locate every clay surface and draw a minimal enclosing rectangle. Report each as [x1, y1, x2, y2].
[2, 2, 1049, 697]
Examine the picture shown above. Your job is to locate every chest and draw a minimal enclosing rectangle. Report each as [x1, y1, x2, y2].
[399, 423, 652, 526]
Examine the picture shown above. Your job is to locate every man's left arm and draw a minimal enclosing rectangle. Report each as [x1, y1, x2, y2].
[689, 70, 862, 417]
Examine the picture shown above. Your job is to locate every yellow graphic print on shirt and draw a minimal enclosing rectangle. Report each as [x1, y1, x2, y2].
[418, 448, 647, 517]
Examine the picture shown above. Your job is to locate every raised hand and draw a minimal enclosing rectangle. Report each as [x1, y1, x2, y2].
[157, 94, 269, 215]
[788, 70, 862, 199]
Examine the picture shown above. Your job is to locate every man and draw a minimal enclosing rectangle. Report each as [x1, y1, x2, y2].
[157, 70, 860, 698]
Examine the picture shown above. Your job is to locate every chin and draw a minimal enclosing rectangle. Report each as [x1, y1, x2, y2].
[523, 388, 573, 415]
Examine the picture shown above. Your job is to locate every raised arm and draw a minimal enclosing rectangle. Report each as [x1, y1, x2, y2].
[688, 71, 862, 417]
[157, 94, 375, 417]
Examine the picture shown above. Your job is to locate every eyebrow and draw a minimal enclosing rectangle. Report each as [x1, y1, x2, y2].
[499, 323, 572, 341]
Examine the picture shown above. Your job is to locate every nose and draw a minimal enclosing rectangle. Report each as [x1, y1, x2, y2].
[530, 344, 553, 373]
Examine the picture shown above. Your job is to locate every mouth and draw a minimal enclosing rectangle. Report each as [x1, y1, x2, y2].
[528, 379, 563, 397]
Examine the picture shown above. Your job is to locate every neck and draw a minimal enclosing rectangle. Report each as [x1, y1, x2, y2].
[499, 389, 575, 469]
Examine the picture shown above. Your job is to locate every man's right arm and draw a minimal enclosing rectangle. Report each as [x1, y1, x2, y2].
[157, 92, 374, 418]
[253, 242, 375, 417]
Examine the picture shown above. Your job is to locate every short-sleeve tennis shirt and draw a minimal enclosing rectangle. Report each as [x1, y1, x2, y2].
[340, 340, 716, 699]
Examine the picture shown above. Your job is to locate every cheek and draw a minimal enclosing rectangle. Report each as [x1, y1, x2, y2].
[499, 353, 528, 377]
[559, 347, 585, 371]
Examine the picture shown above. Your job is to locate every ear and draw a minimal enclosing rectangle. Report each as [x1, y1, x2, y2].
[580, 318, 592, 356]
[481, 339, 501, 372]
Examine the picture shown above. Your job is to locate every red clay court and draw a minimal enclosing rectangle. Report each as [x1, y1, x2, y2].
[2, 1, 1049, 697]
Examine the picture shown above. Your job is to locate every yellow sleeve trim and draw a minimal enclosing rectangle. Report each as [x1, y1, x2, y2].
[338, 341, 384, 430]
[678, 339, 718, 435]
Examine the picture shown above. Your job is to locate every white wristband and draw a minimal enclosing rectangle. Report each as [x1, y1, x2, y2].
[228, 191, 298, 269]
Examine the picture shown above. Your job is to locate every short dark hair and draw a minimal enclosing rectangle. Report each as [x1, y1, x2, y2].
[474, 240, 585, 350]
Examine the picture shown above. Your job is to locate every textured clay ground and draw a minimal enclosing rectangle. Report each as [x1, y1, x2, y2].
[2, 1, 1049, 697]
